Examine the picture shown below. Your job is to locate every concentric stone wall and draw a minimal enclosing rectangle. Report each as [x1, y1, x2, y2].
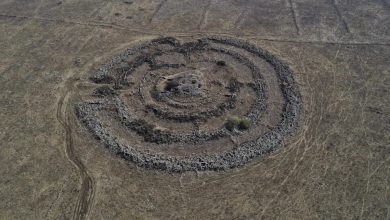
[75, 36, 302, 172]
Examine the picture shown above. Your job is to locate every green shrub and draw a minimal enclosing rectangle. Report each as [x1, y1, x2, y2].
[225, 116, 251, 131]
[237, 118, 251, 130]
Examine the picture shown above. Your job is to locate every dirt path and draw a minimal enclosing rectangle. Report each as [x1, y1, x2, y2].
[57, 89, 95, 220]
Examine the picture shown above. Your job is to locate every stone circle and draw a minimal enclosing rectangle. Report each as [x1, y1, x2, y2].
[75, 36, 302, 172]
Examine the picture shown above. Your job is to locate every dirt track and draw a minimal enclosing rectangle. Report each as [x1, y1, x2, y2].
[56, 84, 95, 220]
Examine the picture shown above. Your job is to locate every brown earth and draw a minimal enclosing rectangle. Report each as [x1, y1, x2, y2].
[0, 0, 389, 219]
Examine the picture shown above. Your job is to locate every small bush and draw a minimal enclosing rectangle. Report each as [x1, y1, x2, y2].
[225, 117, 251, 131]
[93, 86, 116, 97]
[237, 118, 251, 130]
[164, 80, 179, 91]
[216, 60, 226, 66]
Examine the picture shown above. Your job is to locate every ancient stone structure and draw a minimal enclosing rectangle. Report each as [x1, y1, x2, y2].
[75, 36, 302, 172]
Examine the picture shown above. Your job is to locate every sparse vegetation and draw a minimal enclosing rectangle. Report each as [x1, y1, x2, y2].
[216, 60, 226, 66]
[225, 116, 251, 131]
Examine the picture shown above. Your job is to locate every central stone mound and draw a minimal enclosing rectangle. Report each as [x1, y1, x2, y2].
[162, 71, 203, 96]
[75, 36, 301, 172]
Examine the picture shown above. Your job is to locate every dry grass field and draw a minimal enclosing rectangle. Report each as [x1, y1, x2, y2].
[0, 0, 389, 219]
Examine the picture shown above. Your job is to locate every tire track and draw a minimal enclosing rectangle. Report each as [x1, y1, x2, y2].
[197, 0, 211, 30]
[288, 0, 300, 35]
[148, 0, 167, 24]
[57, 88, 95, 220]
[331, 0, 350, 33]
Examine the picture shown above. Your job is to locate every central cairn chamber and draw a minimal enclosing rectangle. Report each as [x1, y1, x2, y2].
[75, 36, 301, 172]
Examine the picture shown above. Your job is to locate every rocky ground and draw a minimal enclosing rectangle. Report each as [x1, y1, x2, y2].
[0, 0, 389, 219]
